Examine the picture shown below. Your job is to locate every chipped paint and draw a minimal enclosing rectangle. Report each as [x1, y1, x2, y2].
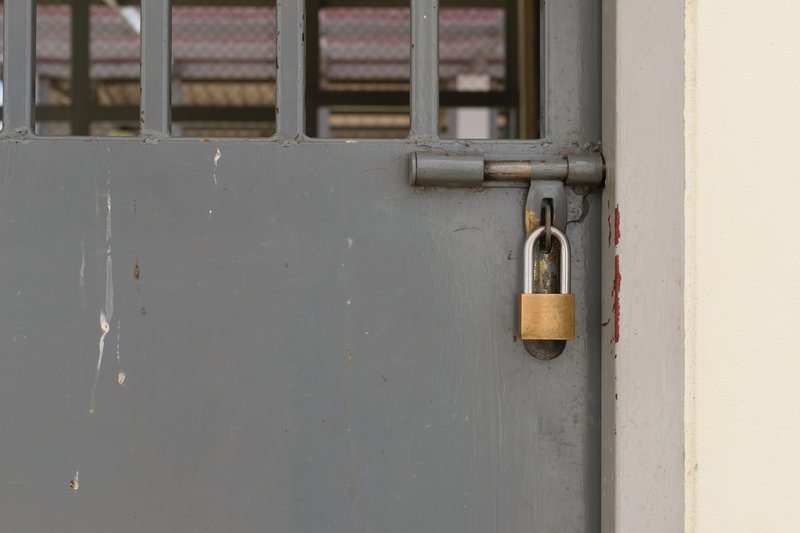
[212, 148, 222, 188]
[525, 209, 539, 235]
[116, 319, 121, 362]
[69, 471, 79, 491]
[116, 320, 125, 385]
[611, 206, 621, 342]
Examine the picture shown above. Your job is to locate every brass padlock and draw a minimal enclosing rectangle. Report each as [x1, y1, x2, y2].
[520, 226, 575, 340]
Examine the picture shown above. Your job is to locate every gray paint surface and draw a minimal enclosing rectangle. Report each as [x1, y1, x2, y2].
[0, 139, 600, 532]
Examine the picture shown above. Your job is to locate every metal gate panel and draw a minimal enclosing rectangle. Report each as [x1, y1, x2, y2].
[1, 1, 601, 531]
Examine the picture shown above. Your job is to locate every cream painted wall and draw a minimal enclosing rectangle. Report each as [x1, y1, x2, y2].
[685, 1, 800, 530]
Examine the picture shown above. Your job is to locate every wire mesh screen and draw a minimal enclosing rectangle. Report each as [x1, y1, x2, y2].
[36, 5, 72, 105]
[172, 6, 275, 83]
[92, 4, 141, 111]
[171, 3, 276, 138]
[34, 2, 142, 136]
[440, 5, 511, 139]
[439, 8, 506, 91]
[311, 7, 410, 138]
[319, 8, 411, 92]
[91, 5, 140, 81]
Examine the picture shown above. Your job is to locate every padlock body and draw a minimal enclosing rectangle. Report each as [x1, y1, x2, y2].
[520, 293, 575, 340]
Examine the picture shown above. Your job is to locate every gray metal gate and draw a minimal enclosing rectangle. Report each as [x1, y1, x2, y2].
[0, 1, 601, 531]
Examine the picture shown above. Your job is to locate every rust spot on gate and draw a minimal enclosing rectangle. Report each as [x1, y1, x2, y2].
[610, 206, 622, 342]
[524, 210, 538, 235]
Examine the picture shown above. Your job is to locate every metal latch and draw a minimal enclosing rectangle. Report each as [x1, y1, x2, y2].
[409, 151, 604, 361]
[409, 152, 604, 188]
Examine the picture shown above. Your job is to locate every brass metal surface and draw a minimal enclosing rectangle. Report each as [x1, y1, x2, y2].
[520, 293, 575, 340]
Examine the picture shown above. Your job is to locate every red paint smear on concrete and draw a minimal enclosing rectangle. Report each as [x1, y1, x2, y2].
[614, 205, 621, 245]
[613, 255, 621, 343]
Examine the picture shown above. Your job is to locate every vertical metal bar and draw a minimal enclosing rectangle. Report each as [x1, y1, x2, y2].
[505, 0, 519, 137]
[140, 0, 172, 136]
[410, 0, 439, 138]
[72, 0, 91, 136]
[276, 0, 305, 138]
[541, 0, 600, 142]
[3, 0, 36, 134]
[305, 0, 320, 136]
[517, 0, 540, 138]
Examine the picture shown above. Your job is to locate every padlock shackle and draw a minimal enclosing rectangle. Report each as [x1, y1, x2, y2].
[523, 226, 571, 295]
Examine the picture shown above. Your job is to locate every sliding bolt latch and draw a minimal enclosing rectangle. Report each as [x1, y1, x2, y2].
[409, 152, 604, 188]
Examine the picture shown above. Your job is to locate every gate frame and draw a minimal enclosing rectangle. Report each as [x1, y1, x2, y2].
[601, 0, 686, 531]
[1, 0, 687, 529]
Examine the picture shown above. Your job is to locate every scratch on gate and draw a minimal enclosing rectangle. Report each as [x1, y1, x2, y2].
[90, 188, 114, 414]
[116, 319, 126, 386]
[79, 236, 86, 310]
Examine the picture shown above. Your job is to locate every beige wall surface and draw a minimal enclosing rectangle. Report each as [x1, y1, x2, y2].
[685, 0, 800, 530]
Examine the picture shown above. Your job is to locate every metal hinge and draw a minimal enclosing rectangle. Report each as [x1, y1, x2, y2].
[409, 152, 604, 188]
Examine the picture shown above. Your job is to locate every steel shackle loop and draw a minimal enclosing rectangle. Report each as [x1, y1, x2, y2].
[523, 226, 571, 295]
